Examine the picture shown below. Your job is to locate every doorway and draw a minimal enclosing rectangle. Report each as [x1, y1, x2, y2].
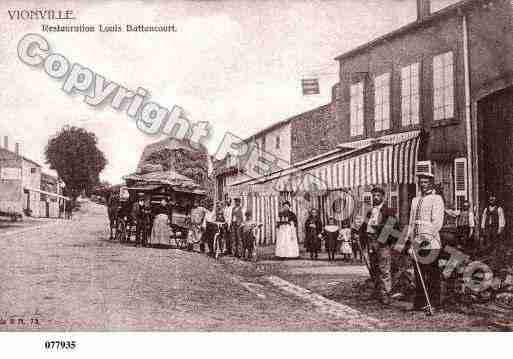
[477, 86, 513, 226]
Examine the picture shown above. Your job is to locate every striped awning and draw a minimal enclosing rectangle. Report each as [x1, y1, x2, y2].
[276, 131, 420, 192]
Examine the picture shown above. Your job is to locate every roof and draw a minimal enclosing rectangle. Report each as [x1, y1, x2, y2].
[122, 169, 206, 194]
[0, 147, 42, 168]
[125, 184, 164, 192]
[229, 130, 421, 188]
[24, 186, 69, 200]
[334, 0, 483, 62]
[41, 172, 58, 183]
[242, 103, 332, 142]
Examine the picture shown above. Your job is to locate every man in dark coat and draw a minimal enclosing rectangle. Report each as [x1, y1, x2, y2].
[359, 186, 398, 304]
[231, 198, 244, 257]
[480, 193, 506, 270]
[132, 195, 151, 247]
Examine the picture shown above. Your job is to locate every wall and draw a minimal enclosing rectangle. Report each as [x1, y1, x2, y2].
[336, 13, 468, 161]
[222, 123, 292, 190]
[21, 158, 42, 217]
[0, 148, 23, 214]
[468, 0, 513, 99]
[291, 104, 340, 164]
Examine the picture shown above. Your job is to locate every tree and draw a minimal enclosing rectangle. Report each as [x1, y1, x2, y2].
[45, 126, 107, 199]
[144, 147, 209, 184]
[143, 145, 215, 206]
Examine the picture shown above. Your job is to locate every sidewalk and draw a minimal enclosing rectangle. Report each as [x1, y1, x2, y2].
[221, 245, 509, 330]
[0, 217, 66, 235]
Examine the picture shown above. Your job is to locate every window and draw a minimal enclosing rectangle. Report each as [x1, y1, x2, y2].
[433, 52, 454, 121]
[31, 167, 36, 174]
[350, 82, 364, 136]
[401, 63, 420, 126]
[275, 136, 280, 149]
[374, 73, 390, 131]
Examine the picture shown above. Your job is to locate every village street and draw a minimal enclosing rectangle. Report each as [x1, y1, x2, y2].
[0, 200, 500, 331]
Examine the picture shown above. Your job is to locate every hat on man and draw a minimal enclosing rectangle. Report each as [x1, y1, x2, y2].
[370, 186, 385, 195]
[416, 171, 435, 179]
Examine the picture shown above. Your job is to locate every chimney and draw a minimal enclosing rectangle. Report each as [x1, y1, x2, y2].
[417, 0, 431, 22]
[3, 135, 8, 150]
[15, 142, 20, 157]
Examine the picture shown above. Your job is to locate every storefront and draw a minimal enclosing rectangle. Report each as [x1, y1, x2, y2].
[229, 130, 421, 245]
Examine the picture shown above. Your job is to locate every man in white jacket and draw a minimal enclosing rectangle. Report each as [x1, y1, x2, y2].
[407, 171, 445, 311]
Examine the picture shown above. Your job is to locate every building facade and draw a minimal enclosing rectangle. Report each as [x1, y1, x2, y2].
[216, 0, 513, 244]
[0, 136, 67, 218]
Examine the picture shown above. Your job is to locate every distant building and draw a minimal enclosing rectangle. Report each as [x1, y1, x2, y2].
[0, 136, 67, 218]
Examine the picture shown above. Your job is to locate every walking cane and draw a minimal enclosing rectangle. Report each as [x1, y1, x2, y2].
[409, 240, 434, 316]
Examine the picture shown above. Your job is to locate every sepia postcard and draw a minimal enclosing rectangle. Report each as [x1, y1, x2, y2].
[0, 0, 512, 356]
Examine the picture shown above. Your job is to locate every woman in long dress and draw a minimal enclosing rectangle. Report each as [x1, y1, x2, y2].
[149, 199, 171, 246]
[304, 209, 322, 260]
[275, 201, 299, 259]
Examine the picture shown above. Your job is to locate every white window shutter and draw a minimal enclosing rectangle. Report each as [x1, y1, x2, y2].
[454, 157, 468, 210]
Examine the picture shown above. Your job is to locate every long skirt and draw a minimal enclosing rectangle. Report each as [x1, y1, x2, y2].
[149, 214, 171, 246]
[304, 231, 321, 253]
[275, 224, 299, 258]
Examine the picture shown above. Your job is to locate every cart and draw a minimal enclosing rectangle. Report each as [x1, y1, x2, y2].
[112, 183, 206, 247]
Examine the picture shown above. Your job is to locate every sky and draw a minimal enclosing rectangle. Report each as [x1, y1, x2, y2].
[0, 0, 459, 184]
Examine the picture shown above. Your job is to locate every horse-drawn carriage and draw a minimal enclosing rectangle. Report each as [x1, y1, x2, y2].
[107, 182, 206, 247]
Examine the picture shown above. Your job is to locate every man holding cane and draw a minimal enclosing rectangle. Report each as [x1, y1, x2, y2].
[407, 171, 445, 314]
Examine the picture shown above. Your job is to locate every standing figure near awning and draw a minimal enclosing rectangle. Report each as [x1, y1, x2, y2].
[304, 208, 322, 260]
[407, 171, 445, 313]
[275, 201, 299, 259]
[322, 217, 340, 262]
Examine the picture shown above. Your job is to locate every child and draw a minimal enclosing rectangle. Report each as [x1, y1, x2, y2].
[339, 226, 353, 261]
[322, 217, 340, 261]
[239, 211, 263, 260]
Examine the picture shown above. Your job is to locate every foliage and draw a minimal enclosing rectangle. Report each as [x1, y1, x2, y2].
[45, 126, 107, 199]
[143, 145, 215, 206]
[144, 147, 209, 185]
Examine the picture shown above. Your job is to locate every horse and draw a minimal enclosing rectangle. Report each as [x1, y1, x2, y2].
[106, 193, 120, 240]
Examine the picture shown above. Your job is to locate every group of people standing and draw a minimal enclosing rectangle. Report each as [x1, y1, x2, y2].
[129, 194, 171, 247]
[189, 198, 263, 260]
[303, 210, 355, 261]
[355, 171, 507, 312]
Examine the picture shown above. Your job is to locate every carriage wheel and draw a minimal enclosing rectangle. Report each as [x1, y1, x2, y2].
[115, 219, 127, 242]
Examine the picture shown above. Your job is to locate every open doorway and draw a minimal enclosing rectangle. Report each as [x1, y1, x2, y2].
[477, 86, 513, 227]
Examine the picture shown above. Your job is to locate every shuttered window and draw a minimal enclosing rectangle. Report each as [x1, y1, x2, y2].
[454, 157, 468, 210]
[401, 62, 420, 126]
[374, 73, 390, 132]
[350, 82, 364, 136]
[433, 51, 454, 121]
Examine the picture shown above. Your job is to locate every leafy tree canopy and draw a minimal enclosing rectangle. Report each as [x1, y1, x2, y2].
[45, 126, 107, 198]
